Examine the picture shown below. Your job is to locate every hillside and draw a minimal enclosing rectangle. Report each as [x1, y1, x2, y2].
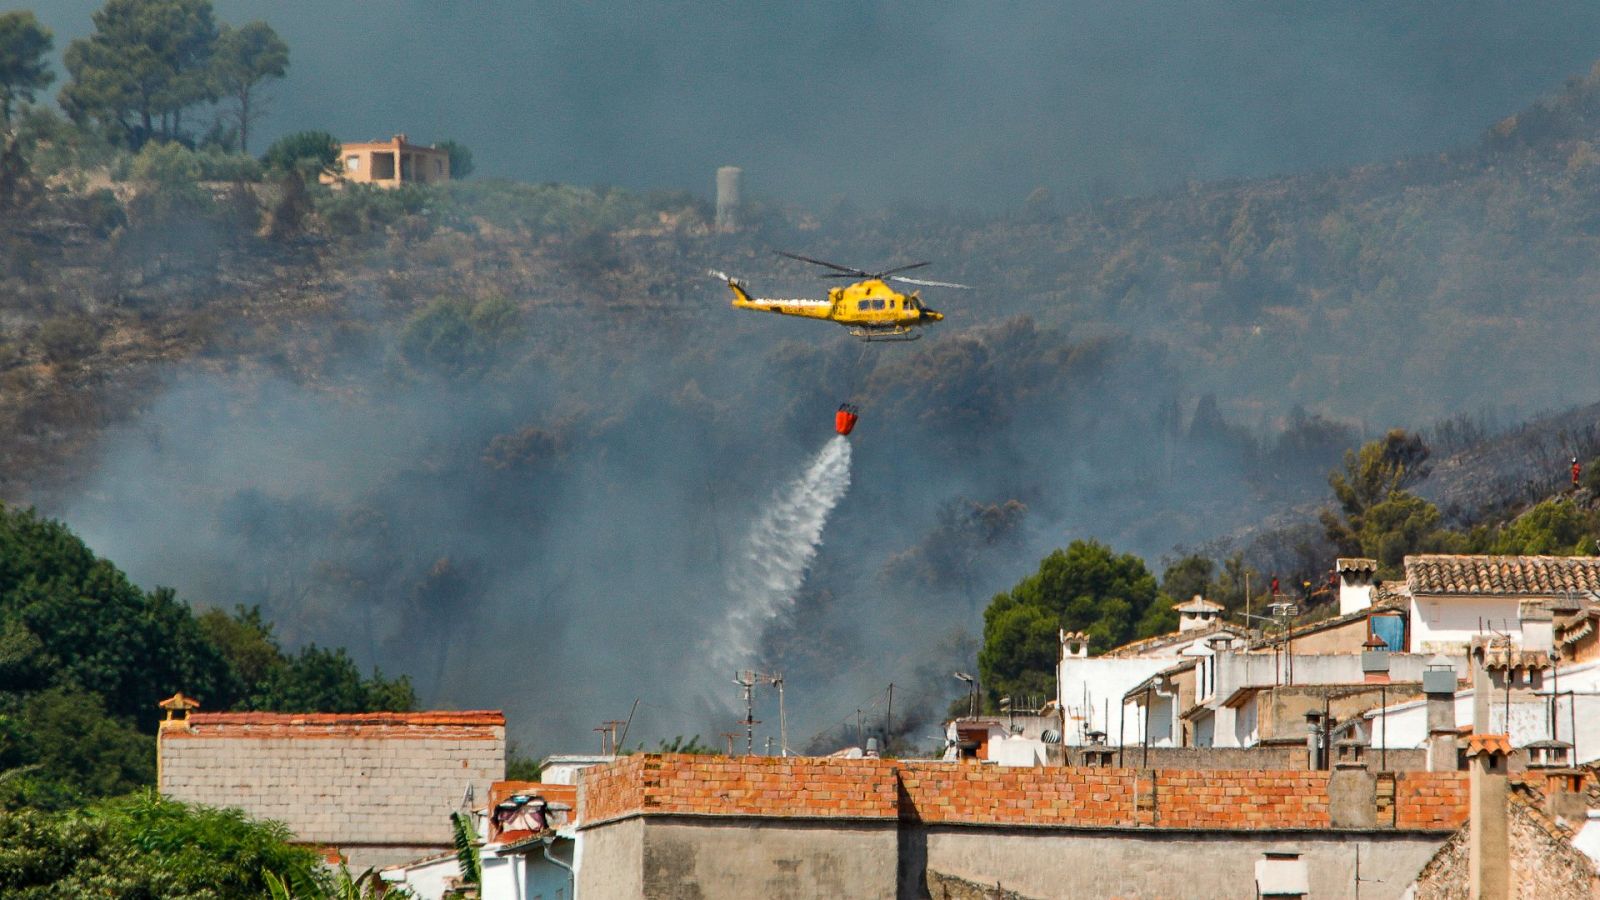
[6, 61, 1600, 750]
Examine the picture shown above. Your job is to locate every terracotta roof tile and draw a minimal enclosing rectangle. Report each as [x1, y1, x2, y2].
[1465, 732, 1515, 758]
[1406, 555, 1600, 596]
[188, 710, 504, 727]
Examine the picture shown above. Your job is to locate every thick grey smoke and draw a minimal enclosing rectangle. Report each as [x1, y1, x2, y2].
[34, 1, 1600, 206]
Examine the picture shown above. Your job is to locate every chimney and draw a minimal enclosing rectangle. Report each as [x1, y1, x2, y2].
[715, 166, 742, 232]
[1520, 603, 1553, 655]
[1336, 558, 1377, 616]
[1423, 656, 1460, 771]
[1466, 733, 1512, 900]
[1177, 595, 1223, 632]
[1061, 630, 1089, 659]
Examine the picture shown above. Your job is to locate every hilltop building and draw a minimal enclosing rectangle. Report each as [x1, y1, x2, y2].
[323, 133, 451, 188]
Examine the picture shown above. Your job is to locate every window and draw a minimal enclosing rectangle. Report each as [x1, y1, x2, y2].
[873, 298, 886, 310]
[858, 299, 871, 311]
[346, 156, 360, 172]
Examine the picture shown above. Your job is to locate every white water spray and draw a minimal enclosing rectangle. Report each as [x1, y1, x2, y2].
[713, 435, 853, 670]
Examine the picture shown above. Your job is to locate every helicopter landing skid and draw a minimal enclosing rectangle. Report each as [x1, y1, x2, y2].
[850, 326, 922, 342]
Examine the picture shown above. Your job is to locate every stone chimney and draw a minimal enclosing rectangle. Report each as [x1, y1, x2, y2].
[1336, 558, 1377, 616]
[1423, 656, 1460, 772]
[1466, 733, 1512, 900]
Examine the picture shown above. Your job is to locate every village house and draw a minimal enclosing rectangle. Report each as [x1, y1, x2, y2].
[1056, 596, 1248, 747]
[155, 697, 505, 871]
[321, 133, 451, 188]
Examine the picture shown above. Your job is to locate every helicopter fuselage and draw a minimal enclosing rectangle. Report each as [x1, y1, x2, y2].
[723, 277, 943, 338]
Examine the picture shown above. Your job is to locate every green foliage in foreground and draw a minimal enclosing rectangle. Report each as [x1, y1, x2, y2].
[0, 791, 324, 898]
[0, 501, 414, 809]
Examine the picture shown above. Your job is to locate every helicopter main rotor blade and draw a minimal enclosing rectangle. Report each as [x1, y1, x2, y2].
[890, 275, 972, 290]
[878, 261, 931, 277]
[775, 250, 870, 277]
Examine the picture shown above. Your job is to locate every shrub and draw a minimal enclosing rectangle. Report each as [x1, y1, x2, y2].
[261, 130, 339, 175]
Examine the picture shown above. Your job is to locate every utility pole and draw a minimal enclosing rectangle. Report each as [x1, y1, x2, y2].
[593, 726, 611, 755]
[885, 683, 894, 755]
[719, 732, 739, 756]
[603, 720, 625, 756]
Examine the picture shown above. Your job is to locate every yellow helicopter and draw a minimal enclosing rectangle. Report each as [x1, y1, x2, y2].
[710, 251, 968, 342]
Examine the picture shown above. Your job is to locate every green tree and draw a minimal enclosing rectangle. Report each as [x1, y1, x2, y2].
[262, 128, 338, 174]
[0, 688, 153, 810]
[0, 791, 325, 897]
[60, 0, 221, 147]
[1159, 554, 1214, 604]
[979, 540, 1163, 705]
[196, 604, 283, 691]
[212, 21, 286, 153]
[0, 11, 53, 125]
[1321, 429, 1431, 557]
[0, 504, 239, 728]
[1485, 499, 1600, 555]
[399, 296, 521, 378]
[436, 139, 473, 178]
[251, 645, 414, 713]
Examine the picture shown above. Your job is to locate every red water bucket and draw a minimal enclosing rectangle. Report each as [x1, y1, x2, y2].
[835, 406, 858, 436]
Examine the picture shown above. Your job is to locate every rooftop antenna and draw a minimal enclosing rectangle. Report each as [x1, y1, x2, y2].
[734, 671, 761, 755]
[765, 672, 787, 756]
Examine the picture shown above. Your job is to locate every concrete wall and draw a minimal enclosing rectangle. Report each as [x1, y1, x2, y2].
[159, 712, 504, 870]
[916, 827, 1446, 900]
[576, 816, 643, 899]
[640, 818, 898, 900]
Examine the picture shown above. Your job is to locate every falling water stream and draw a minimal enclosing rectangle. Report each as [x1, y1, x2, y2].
[712, 435, 853, 671]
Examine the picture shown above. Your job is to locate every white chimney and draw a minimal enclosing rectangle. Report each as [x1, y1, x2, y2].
[1521, 603, 1554, 655]
[1337, 558, 1377, 616]
[1061, 630, 1089, 659]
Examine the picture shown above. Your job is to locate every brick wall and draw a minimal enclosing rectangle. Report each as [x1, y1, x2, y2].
[159, 711, 504, 869]
[576, 755, 1468, 833]
[580, 754, 899, 827]
[1394, 772, 1471, 830]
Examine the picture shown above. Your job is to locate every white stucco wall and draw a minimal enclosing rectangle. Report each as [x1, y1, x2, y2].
[1058, 657, 1173, 745]
[1409, 595, 1523, 653]
[1368, 660, 1600, 761]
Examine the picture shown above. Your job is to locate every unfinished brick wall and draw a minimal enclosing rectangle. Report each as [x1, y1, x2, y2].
[1394, 772, 1471, 830]
[159, 711, 504, 869]
[580, 754, 899, 827]
[576, 755, 1468, 833]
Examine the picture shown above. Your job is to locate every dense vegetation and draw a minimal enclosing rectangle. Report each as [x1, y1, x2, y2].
[0, 792, 324, 898]
[0, 501, 414, 811]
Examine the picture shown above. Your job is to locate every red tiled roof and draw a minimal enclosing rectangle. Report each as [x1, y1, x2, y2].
[1406, 555, 1600, 596]
[188, 710, 505, 727]
[1465, 733, 1514, 758]
[165, 710, 506, 740]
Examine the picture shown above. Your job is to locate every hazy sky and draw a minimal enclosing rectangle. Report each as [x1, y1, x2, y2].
[32, 1, 1600, 207]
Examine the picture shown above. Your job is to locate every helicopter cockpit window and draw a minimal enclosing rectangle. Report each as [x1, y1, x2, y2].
[858, 300, 871, 311]
[873, 298, 886, 310]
